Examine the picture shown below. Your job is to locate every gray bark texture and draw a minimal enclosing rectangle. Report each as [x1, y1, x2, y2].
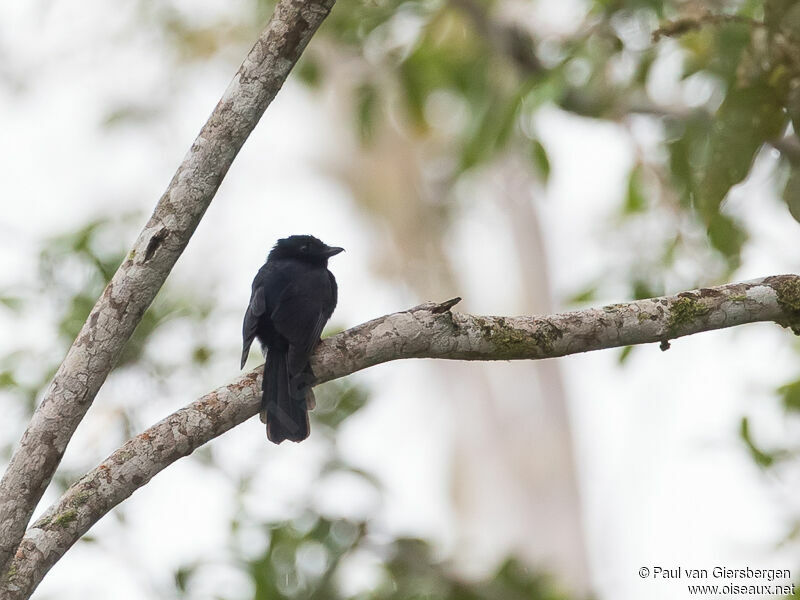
[2, 274, 800, 598]
[0, 0, 336, 581]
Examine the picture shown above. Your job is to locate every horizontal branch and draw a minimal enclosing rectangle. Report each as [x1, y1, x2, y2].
[4, 274, 799, 597]
[0, 0, 336, 579]
[652, 12, 762, 41]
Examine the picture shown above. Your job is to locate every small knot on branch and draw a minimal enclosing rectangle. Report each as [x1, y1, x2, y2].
[430, 297, 462, 314]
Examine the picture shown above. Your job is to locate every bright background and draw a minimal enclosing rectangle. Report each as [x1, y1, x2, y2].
[1, 0, 800, 598]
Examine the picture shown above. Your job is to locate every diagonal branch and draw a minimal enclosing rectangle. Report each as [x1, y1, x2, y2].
[0, 0, 336, 576]
[3, 274, 799, 598]
[449, 0, 542, 75]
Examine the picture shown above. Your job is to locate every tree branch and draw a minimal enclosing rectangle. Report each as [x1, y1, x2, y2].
[449, 0, 542, 75]
[652, 12, 763, 42]
[771, 135, 800, 164]
[3, 274, 799, 598]
[0, 0, 336, 577]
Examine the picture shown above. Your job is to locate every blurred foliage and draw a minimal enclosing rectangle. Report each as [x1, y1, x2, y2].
[0, 215, 218, 490]
[738, 377, 800, 473]
[778, 377, 800, 412]
[31, 214, 212, 372]
[2, 209, 572, 596]
[5, 0, 800, 595]
[171, 381, 574, 600]
[739, 416, 778, 468]
[251, 0, 800, 309]
[235, 529, 569, 600]
[128, 0, 800, 286]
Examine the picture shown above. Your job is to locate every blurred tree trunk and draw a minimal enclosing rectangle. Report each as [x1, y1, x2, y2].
[323, 63, 590, 592]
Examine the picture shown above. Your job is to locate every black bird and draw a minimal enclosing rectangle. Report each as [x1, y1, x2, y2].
[241, 235, 343, 443]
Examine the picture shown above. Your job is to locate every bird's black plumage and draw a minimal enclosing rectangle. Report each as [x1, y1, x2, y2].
[241, 235, 343, 443]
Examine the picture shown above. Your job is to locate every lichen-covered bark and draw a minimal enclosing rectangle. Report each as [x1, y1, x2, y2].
[311, 274, 800, 371]
[2, 373, 263, 599]
[2, 274, 798, 598]
[0, 0, 336, 578]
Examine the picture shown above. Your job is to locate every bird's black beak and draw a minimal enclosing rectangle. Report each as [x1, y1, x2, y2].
[322, 246, 345, 257]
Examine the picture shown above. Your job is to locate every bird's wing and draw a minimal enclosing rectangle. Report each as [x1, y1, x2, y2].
[270, 281, 328, 375]
[327, 270, 338, 318]
[241, 285, 266, 369]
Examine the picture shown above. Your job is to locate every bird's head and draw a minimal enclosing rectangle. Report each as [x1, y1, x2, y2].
[268, 235, 344, 265]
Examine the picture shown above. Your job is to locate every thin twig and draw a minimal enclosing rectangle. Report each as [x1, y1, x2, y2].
[653, 13, 763, 42]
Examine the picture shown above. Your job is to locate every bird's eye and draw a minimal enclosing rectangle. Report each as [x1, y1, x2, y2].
[301, 244, 309, 252]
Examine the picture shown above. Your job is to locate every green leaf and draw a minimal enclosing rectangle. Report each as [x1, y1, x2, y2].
[174, 564, 196, 593]
[566, 285, 597, 304]
[530, 139, 551, 183]
[667, 112, 713, 206]
[618, 345, 634, 364]
[632, 280, 662, 300]
[296, 56, 322, 88]
[623, 164, 647, 214]
[782, 164, 800, 225]
[706, 213, 746, 268]
[680, 23, 752, 85]
[460, 95, 522, 171]
[312, 381, 369, 429]
[398, 23, 491, 130]
[698, 83, 787, 218]
[192, 345, 212, 365]
[0, 296, 23, 312]
[320, 0, 408, 48]
[765, 0, 797, 31]
[58, 293, 96, 342]
[355, 82, 378, 145]
[787, 84, 800, 134]
[0, 371, 17, 389]
[778, 378, 800, 411]
[739, 417, 775, 468]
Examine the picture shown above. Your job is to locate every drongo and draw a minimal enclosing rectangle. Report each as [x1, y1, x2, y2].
[241, 235, 343, 443]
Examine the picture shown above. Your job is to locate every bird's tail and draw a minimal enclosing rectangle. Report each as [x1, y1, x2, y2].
[261, 350, 310, 444]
